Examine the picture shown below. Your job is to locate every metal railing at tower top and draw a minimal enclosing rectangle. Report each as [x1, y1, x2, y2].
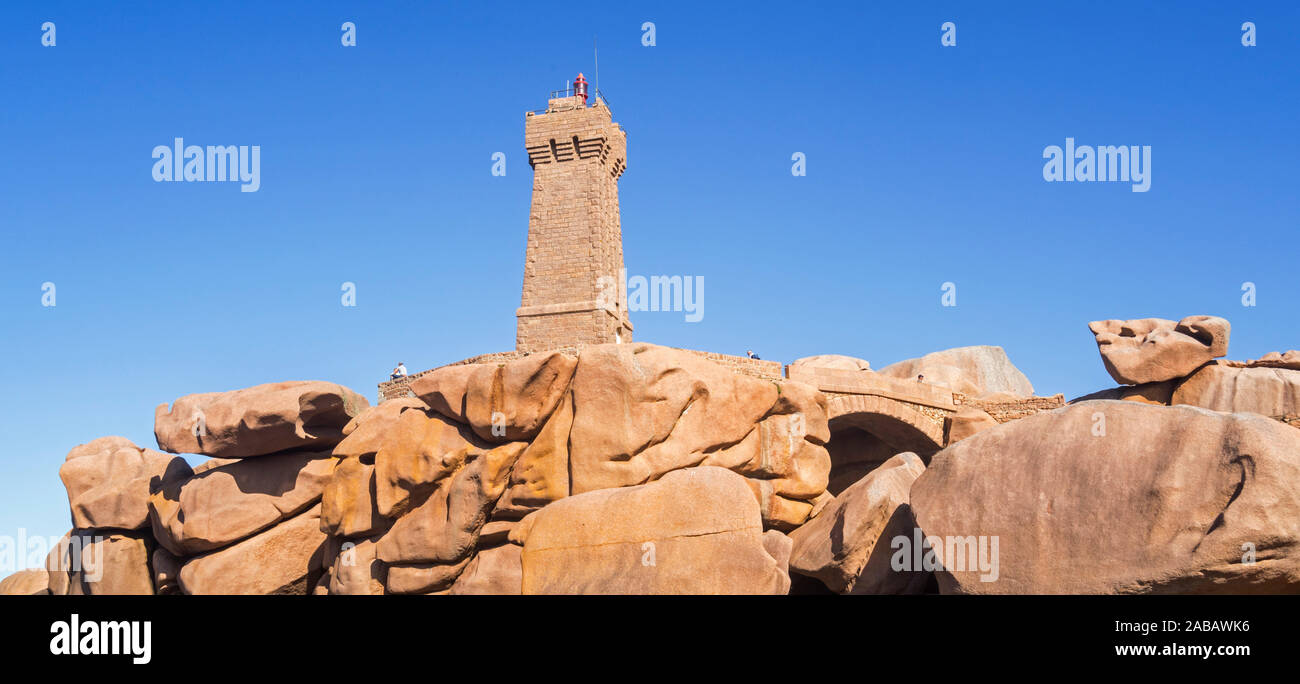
[545, 87, 615, 118]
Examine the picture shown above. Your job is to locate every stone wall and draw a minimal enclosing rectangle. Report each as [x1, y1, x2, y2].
[786, 365, 956, 410]
[681, 350, 783, 381]
[961, 394, 1066, 423]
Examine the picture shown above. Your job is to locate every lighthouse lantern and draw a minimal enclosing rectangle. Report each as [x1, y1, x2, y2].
[574, 73, 588, 105]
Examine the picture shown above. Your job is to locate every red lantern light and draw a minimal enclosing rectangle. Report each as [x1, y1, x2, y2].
[574, 73, 588, 104]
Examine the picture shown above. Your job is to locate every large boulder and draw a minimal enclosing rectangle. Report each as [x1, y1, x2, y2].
[789, 453, 928, 594]
[564, 343, 830, 529]
[493, 392, 574, 518]
[322, 398, 527, 591]
[44, 534, 71, 596]
[155, 381, 369, 458]
[178, 504, 328, 595]
[515, 466, 791, 594]
[59, 436, 192, 531]
[151, 547, 182, 595]
[1070, 380, 1177, 406]
[911, 401, 1300, 594]
[149, 450, 336, 555]
[48, 532, 154, 595]
[324, 537, 386, 595]
[877, 346, 1033, 399]
[374, 441, 523, 566]
[384, 557, 473, 594]
[945, 406, 999, 445]
[331, 399, 494, 519]
[1088, 315, 1229, 385]
[379, 343, 832, 530]
[450, 543, 523, 595]
[320, 456, 389, 539]
[1171, 362, 1300, 418]
[0, 569, 51, 595]
[790, 354, 871, 372]
[1245, 350, 1300, 371]
[410, 351, 576, 443]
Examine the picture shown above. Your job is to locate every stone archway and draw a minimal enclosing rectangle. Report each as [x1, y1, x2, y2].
[823, 394, 947, 495]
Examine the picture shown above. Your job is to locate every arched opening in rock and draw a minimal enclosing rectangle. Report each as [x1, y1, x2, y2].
[825, 412, 942, 496]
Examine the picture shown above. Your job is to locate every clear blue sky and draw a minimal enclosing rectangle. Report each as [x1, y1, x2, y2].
[2, 1, 1297, 561]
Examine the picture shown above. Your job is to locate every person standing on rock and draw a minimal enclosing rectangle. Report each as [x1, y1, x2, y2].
[390, 362, 407, 380]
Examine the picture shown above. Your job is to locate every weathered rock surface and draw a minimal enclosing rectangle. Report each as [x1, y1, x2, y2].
[493, 392, 574, 518]
[790, 354, 871, 372]
[911, 401, 1300, 594]
[48, 532, 154, 595]
[326, 397, 525, 560]
[565, 343, 830, 529]
[516, 466, 791, 594]
[155, 381, 368, 458]
[333, 399, 493, 519]
[1172, 362, 1300, 418]
[192, 457, 241, 475]
[877, 346, 1033, 399]
[320, 456, 389, 539]
[477, 520, 516, 547]
[43, 534, 71, 596]
[789, 453, 928, 594]
[343, 344, 832, 534]
[1238, 350, 1300, 371]
[374, 441, 523, 565]
[59, 436, 191, 531]
[325, 537, 386, 595]
[151, 547, 181, 595]
[945, 406, 999, 445]
[1089, 315, 1229, 385]
[179, 504, 327, 595]
[384, 557, 473, 594]
[316, 396, 529, 593]
[450, 543, 523, 595]
[1070, 380, 1177, 406]
[0, 569, 51, 595]
[411, 351, 575, 443]
[762, 530, 794, 582]
[149, 450, 336, 555]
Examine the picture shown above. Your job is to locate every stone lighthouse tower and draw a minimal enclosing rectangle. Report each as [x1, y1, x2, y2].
[515, 74, 632, 353]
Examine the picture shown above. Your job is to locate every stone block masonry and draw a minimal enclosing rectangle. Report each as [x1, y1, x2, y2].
[960, 394, 1066, 423]
[517, 95, 632, 352]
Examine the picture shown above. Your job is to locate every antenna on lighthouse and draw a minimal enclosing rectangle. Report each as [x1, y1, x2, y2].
[593, 36, 600, 100]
